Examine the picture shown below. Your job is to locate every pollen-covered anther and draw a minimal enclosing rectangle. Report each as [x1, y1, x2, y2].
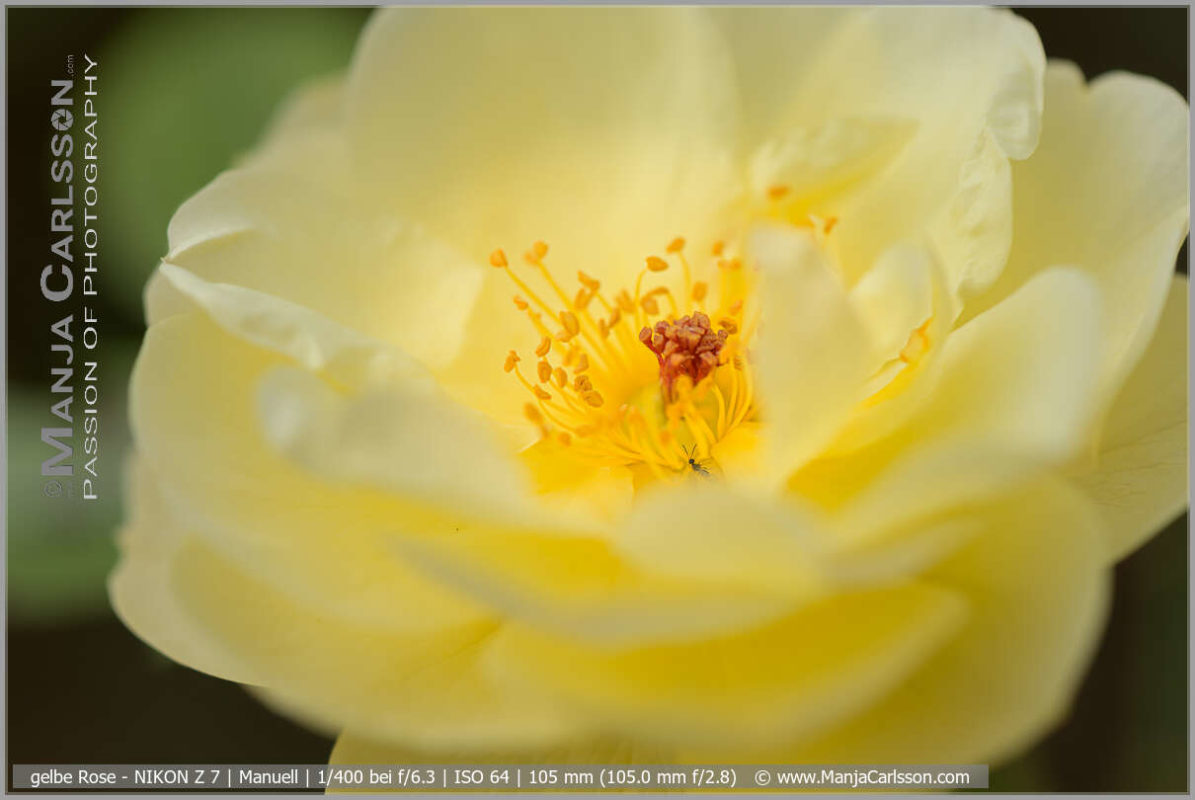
[577, 270, 601, 291]
[768, 184, 791, 201]
[513, 295, 529, 311]
[489, 249, 509, 268]
[559, 311, 581, 339]
[525, 240, 549, 263]
[692, 281, 708, 302]
[537, 360, 553, 383]
[534, 336, 552, 358]
[639, 311, 730, 398]
[616, 290, 635, 314]
[645, 256, 669, 272]
[503, 350, 521, 373]
[666, 237, 686, 254]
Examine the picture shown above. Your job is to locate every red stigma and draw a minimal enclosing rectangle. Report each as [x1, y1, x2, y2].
[639, 312, 729, 399]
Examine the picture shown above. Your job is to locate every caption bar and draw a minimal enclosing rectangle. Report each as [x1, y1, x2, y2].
[13, 764, 987, 791]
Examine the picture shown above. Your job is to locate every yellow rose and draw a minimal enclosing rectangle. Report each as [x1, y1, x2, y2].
[112, 7, 1188, 766]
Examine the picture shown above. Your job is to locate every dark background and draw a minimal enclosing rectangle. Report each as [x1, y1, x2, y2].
[5, 6, 1188, 792]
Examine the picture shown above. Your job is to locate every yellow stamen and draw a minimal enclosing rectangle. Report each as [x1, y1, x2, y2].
[494, 234, 758, 480]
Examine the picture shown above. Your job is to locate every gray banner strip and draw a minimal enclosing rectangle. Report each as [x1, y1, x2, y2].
[12, 764, 988, 791]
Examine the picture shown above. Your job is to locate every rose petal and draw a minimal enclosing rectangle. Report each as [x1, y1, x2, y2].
[718, 7, 1045, 295]
[779, 479, 1108, 765]
[132, 310, 492, 634]
[750, 225, 876, 485]
[1074, 275, 1188, 563]
[962, 62, 1189, 405]
[347, 8, 739, 290]
[484, 582, 965, 750]
[157, 109, 486, 370]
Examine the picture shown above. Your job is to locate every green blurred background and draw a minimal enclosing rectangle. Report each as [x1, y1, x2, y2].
[4, 7, 1188, 791]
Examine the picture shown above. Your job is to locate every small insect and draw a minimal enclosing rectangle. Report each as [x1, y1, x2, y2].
[683, 444, 714, 477]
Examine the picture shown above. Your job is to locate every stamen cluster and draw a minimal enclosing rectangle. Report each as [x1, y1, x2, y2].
[491, 235, 754, 479]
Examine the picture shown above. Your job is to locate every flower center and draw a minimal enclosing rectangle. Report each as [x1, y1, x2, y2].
[491, 237, 755, 481]
[639, 311, 729, 402]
